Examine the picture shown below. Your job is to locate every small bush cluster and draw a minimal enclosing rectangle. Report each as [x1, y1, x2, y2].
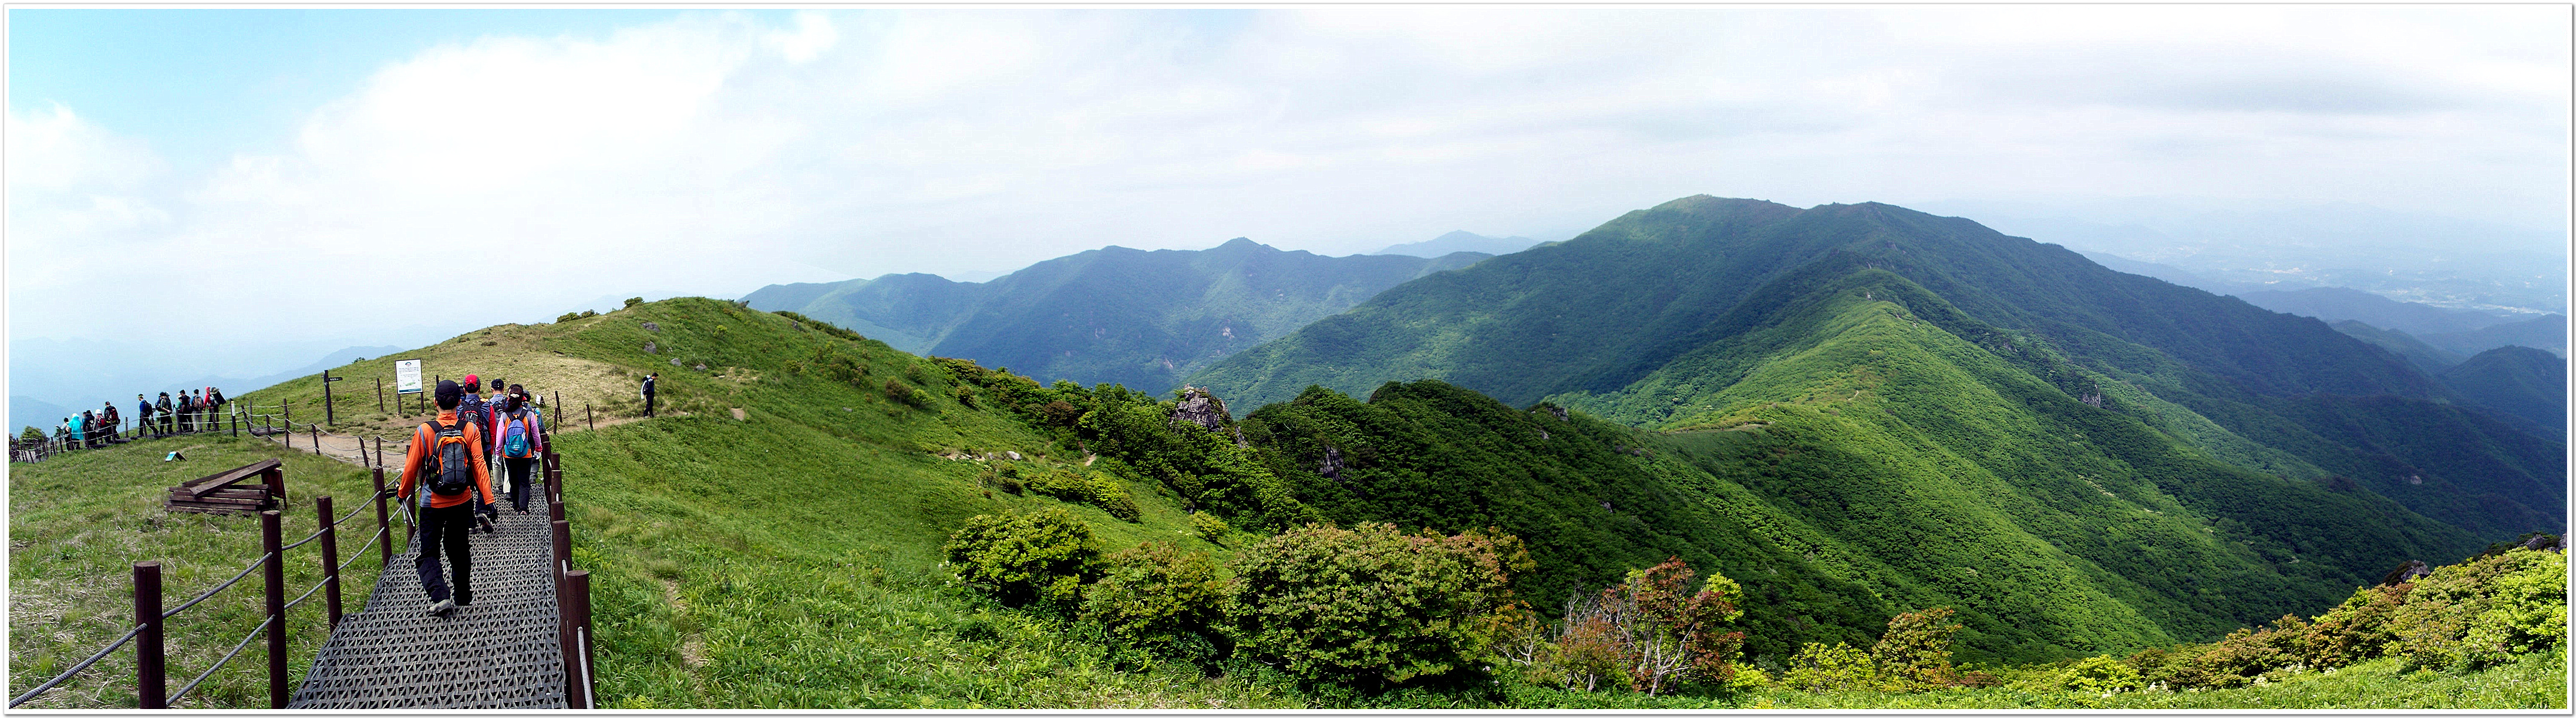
[555, 309, 600, 323]
[945, 514, 1532, 688]
[1495, 558, 1747, 695]
[942, 508, 1102, 611]
[1781, 607, 1974, 692]
[2116, 542, 2565, 692]
[1023, 468, 1140, 521]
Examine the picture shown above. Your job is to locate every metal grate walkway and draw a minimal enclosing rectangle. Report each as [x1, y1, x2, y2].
[288, 488, 567, 709]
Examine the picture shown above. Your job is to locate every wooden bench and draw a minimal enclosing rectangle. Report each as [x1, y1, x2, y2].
[166, 458, 286, 516]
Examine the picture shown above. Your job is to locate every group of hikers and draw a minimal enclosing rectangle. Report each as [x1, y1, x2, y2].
[393, 375, 550, 618]
[35, 387, 228, 452]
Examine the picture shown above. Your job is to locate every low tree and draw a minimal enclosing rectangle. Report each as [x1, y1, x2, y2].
[1550, 558, 1746, 695]
[1233, 522, 1531, 687]
[1870, 606, 1963, 691]
[943, 508, 1102, 610]
[1083, 541, 1234, 661]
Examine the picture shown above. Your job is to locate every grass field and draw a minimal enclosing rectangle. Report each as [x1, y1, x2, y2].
[8, 434, 399, 708]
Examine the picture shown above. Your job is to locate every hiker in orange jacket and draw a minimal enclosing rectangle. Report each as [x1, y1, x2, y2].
[396, 380, 497, 617]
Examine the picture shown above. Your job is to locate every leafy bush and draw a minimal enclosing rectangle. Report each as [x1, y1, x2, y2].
[1234, 522, 1531, 687]
[1870, 607, 1962, 691]
[1082, 541, 1234, 661]
[1782, 641, 1879, 691]
[883, 379, 926, 408]
[1783, 607, 1963, 692]
[1025, 468, 1141, 521]
[557, 311, 582, 323]
[943, 508, 1103, 610]
[1190, 512, 1229, 544]
[624, 296, 644, 308]
[2385, 546, 2567, 671]
[2056, 655, 2144, 694]
[1547, 558, 1746, 695]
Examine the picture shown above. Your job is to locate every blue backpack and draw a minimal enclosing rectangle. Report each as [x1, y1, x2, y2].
[500, 410, 535, 458]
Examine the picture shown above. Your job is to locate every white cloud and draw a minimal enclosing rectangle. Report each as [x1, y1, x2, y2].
[6, 6, 2565, 356]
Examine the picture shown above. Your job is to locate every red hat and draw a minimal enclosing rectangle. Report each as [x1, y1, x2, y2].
[463, 374, 479, 386]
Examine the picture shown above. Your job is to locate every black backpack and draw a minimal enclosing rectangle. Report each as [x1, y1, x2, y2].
[423, 419, 474, 496]
[457, 394, 487, 432]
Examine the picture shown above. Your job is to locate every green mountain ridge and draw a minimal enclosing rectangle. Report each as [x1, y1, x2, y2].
[743, 238, 1492, 392]
[1189, 197, 2562, 546]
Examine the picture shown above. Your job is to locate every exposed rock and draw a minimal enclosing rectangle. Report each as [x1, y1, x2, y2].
[1006, 451, 1023, 461]
[2378, 559, 2432, 586]
[669, 358, 683, 367]
[2520, 533, 2563, 553]
[643, 340, 658, 354]
[1171, 386, 1230, 431]
[1548, 404, 1570, 421]
[1318, 446, 1347, 483]
[641, 321, 660, 332]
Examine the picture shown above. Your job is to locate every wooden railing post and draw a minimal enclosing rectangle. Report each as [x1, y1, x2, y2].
[134, 561, 165, 709]
[372, 468, 391, 564]
[265, 467, 287, 505]
[567, 569, 596, 710]
[261, 510, 287, 709]
[318, 496, 343, 630]
[310, 425, 320, 456]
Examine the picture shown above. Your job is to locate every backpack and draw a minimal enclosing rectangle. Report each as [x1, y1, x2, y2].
[457, 394, 488, 435]
[500, 410, 534, 458]
[423, 419, 474, 496]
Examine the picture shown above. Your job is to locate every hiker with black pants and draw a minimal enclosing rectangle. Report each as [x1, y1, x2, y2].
[396, 381, 497, 617]
[494, 386, 546, 513]
[136, 395, 155, 439]
[641, 373, 657, 418]
[155, 392, 175, 436]
[101, 401, 120, 443]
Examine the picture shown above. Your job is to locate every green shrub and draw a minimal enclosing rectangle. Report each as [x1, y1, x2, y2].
[1189, 512, 1229, 544]
[1025, 468, 1140, 521]
[1081, 541, 1234, 660]
[2305, 582, 2412, 668]
[1547, 558, 1746, 695]
[1782, 641, 1879, 691]
[1233, 522, 1531, 686]
[2387, 547, 2568, 671]
[943, 508, 1103, 610]
[623, 296, 643, 308]
[2057, 655, 2144, 694]
[1870, 607, 1962, 691]
[883, 379, 926, 407]
[556, 311, 582, 323]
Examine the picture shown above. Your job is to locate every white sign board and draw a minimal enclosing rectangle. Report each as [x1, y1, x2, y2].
[395, 360, 424, 395]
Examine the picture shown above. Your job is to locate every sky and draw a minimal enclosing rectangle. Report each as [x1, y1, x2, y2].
[7, 6, 2571, 410]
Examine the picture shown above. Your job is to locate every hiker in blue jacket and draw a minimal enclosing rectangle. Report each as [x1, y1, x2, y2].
[137, 395, 156, 439]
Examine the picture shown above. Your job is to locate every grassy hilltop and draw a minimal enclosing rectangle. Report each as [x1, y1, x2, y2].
[11, 296, 2562, 708]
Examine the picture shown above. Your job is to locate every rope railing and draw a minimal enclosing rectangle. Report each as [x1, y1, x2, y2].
[6, 466, 402, 710]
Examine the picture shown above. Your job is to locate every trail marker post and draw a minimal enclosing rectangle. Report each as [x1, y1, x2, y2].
[322, 371, 345, 425]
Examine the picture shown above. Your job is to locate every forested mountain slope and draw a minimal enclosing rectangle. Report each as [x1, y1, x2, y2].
[744, 239, 1489, 391]
[1191, 196, 2561, 547]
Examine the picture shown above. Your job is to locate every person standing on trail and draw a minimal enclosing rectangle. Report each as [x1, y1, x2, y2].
[641, 373, 657, 418]
[72, 410, 90, 449]
[396, 380, 498, 618]
[203, 386, 225, 428]
[102, 401, 121, 443]
[137, 394, 156, 439]
[494, 386, 546, 513]
[155, 392, 175, 436]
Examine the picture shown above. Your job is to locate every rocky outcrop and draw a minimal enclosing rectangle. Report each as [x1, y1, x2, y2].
[1319, 446, 1347, 483]
[2378, 559, 2433, 586]
[1171, 386, 1231, 431]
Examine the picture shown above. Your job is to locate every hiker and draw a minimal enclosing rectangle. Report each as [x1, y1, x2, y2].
[155, 392, 175, 435]
[137, 394, 156, 439]
[494, 386, 546, 513]
[102, 401, 121, 443]
[641, 373, 657, 418]
[203, 386, 225, 428]
[73, 411, 90, 449]
[178, 391, 197, 433]
[396, 380, 498, 617]
[455, 376, 501, 525]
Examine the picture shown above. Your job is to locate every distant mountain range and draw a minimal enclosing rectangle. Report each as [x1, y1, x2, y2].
[1373, 230, 1544, 257]
[1192, 195, 2560, 647]
[742, 238, 1494, 391]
